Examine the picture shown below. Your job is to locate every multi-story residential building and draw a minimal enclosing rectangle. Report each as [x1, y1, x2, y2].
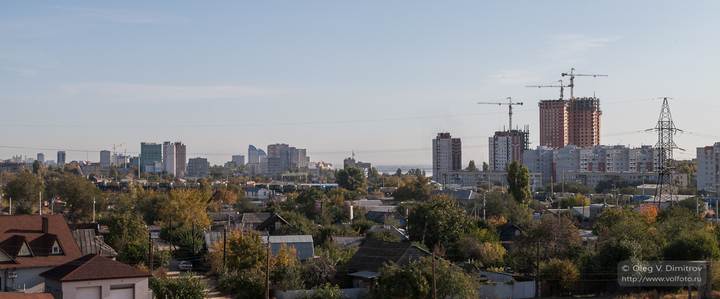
[162, 141, 176, 177]
[232, 155, 245, 166]
[344, 154, 372, 176]
[187, 157, 209, 178]
[538, 97, 601, 148]
[488, 127, 529, 172]
[267, 143, 290, 159]
[175, 142, 186, 179]
[57, 151, 66, 166]
[140, 142, 162, 173]
[432, 132, 462, 179]
[523, 145, 658, 186]
[100, 150, 111, 167]
[248, 145, 261, 164]
[698, 143, 720, 192]
[436, 170, 543, 190]
[37, 153, 44, 164]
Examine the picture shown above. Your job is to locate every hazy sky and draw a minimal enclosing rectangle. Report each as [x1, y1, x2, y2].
[2, 1, 720, 168]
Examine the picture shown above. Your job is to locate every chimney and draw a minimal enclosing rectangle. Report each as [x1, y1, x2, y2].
[42, 216, 49, 234]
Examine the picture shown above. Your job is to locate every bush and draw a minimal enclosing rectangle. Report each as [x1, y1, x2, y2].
[218, 269, 265, 299]
[149, 273, 208, 299]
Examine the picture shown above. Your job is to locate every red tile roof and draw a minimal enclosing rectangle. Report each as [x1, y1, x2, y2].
[0, 294, 53, 299]
[0, 214, 83, 269]
[40, 254, 151, 282]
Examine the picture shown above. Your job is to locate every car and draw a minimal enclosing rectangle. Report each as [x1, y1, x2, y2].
[179, 261, 193, 271]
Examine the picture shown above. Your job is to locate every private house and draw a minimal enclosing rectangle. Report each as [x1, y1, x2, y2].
[70, 229, 118, 260]
[204, 232, 314, 261]
[244, 187, 273, 200]
[346, 239, 430, 288]
[0, 215, 83, 293]
[40, 254, 152, 299]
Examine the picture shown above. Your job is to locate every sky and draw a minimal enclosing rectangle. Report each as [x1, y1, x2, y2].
[2, 1, 720, 169]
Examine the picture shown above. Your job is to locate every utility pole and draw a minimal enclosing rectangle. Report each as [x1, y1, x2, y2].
[149, 235, 154, 272]
[39, 191, 42, 215]
[223, 226, 227, 272]
[265, 240, 271, 299]
[432, 246, 437, 299]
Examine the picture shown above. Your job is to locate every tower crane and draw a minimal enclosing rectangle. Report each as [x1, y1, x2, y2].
[112, 143, 125, 166]
[526, 80, 565, 100]
[561, 68, 607, 100]
[477, 97, 523, 132]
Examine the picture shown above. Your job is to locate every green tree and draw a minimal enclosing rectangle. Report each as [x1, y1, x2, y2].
[482, 162, 489, 172]
[149, 272, 208, 299]
[392, 174, 432, 201]
[4, 170, 44, 213]
[465, 160, 479, 172]
[104, 212, 150, 265]
[47, 172, 103, 222]
[542, 259, 580, 294]
[372, 257, 477, 299]
[407, 195, 472, 249]
[512, 215, 582, 273]
[336, 166, 367, 192]
[507, 161, 531, 205]
[560, 194, 589, 208]
[366, 229, 401, 242]
[296, 283, 347, 299]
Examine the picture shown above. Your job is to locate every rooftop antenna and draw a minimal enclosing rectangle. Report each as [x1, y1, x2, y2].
[645, 97, 683, 206]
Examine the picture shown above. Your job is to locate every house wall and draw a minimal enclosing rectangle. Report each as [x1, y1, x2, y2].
[2, 266, 53, 293]
[50, 277, 150, 299]
[480, 282, 535, 299]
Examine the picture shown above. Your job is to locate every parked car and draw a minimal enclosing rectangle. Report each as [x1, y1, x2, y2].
[179, 261, 193, 271]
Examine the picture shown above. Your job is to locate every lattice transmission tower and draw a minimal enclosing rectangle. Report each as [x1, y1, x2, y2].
[647, 97, 683, 206]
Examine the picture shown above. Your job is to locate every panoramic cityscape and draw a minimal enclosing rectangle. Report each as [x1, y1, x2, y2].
[3, 1, 720, 299]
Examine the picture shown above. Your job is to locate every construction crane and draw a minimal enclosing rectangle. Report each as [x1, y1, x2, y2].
[561, 68, 607, 100]
[112, 143, 125, 166]
[526, 80, 565, 100]
[477, 97, 523, 132]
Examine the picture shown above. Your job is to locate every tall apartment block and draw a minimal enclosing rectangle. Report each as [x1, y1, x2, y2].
[57, 151, 66, 166]
[162, 141, 186, 178]
[489, 128, 529, 172]
[539, 97, 601, 148]
[100, 150, 111, 167]
[432, 132, 462, 179]
[140, 142, 162, 173]
[187, 157, 209, 178]
[697, 143, 720, 192]
[37, 153, 44, 163]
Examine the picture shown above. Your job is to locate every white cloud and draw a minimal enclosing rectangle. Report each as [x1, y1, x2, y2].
[58, 83, 287, 102]
[542, 34, 622, 63]
[487, 70, 543, 87]
[46, 6, 186, 24]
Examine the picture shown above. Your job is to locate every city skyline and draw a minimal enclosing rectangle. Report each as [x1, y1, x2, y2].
[3, 2, 720, 167]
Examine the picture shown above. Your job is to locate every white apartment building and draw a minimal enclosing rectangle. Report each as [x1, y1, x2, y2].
[523, 145, 659, 186]
[698, 142, 720, 192]
[432, 132, 462, 179]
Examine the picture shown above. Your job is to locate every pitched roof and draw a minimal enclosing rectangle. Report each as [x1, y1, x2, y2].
[0, 214, 82, 269]
[346, 239, 430, 272]
[71, 229, 118, 258]
[331, 236, 366, 248]
[40, 254, 151, 282]
[255, 213, 290, 231]
[239, 213, 271, 224]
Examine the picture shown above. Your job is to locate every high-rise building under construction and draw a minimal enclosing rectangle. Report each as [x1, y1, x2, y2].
[538, 97, 601, 148]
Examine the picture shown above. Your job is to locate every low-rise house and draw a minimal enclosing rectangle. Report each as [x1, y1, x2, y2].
[346, 239, 430, 288]
[70, 229, 117, 260]
[204, 232, 314, 261]
[364, 211, 405, 226]
[244, 188, 273, 200]
[331, 236, 366, 249]
[255, 213, 290, 234]
[40, 254, 152, 299]
[430, 189, 475, 204]
[478, 270, 536, 299]
[0, 215, 83, 293]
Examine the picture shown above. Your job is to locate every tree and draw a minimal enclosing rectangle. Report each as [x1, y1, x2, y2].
[392, 174, 432, 202]
[4, 170, 44, 213]
[336, 167, 366, 192]
[372, 257, 478, 299]
[295, 283, 347, 299]
[158, 189, 212, 229]
[542, 259, 580, 294]
[560, 194, 589, 208]
[47, 172, 103, 222]
[407, 195, 472, 249]
[482, 162, 489, 172]
[507, 161, 531, 205]
[512, 215, 582, 273]
[105, 212, 150, 265]
[366, 228, 401, 242]
[465, 160, 479, 172]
